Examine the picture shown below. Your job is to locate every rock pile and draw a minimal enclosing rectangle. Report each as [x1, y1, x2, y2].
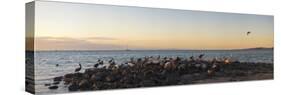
[46, 56, 273, 91]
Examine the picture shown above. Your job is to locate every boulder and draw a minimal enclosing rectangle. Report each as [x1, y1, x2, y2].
[79, 79, 91, 90]
[68, 83, 79, 91]
[53, 81, 60, 85]
[44, 83, 51, 86]
[54, 76, 63, 82]
[48, 86, 58, 90]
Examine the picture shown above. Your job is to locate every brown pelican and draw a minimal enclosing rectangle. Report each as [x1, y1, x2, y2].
[199, 54, 205, 59]
[75, 64, 82, 72]
[224, 58, 230, 64]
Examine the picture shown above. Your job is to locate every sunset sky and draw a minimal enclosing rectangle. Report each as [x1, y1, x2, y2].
[32, 1, 274, 50]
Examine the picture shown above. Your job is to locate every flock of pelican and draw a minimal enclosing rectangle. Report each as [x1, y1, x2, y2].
[72, 54, 231, 75]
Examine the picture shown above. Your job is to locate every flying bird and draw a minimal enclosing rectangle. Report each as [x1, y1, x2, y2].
[246, 31, 251, 36]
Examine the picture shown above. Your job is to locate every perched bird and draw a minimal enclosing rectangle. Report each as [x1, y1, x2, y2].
[56, 64, 59, 67]
[109, 58, 115, 65]
[247, 31, 251, 36]
[199, 54, 205, 59]
[127, 62, 135, 67]
[98, 59, 103, 64]
[189, 56, 194, 61]
[94, 59, 103, 68]
[75, 64, 82, 72]
[224, 58, 230, 64]
[94, 63, 99, 68]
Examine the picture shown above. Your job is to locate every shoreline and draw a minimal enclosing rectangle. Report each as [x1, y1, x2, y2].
[42, 56, 273, 92]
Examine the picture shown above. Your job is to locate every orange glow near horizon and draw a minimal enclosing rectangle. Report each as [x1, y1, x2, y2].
[32, 1, 273, 50]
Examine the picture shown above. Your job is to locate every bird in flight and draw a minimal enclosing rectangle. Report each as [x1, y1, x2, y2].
[247, 31, 251, 36]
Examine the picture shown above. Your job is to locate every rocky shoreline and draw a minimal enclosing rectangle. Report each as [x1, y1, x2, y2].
[46, 56, 273, 91]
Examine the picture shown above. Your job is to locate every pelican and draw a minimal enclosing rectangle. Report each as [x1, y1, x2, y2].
[75, 63, 82, 72]
[94, 59, 103, 68]
[224, 58, 230, 64]
[189, 56, 194, 61]
[94, 63, 99, 68]
[198, 54, 205, 59]
[109, 58, 115, 65]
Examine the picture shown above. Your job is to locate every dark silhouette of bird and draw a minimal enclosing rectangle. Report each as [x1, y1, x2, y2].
[189, 56, 194, 61]
[56, 64, 59, 67]
[247, 31, 251, 36]
[199, 54, 205, 59]
[109, 58, 115, 65]
[75, 63, 82, 72]
[94, 59, 103, 68]
[94, 63, 99, 68]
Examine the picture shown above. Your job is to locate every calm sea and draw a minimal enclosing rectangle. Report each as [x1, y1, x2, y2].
[32, 49, 273, 93]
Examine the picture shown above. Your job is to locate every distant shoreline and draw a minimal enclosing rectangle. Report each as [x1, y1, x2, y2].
[26, 47, 273, 52]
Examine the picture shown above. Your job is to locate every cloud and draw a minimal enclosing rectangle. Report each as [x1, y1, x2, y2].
[35, 37, 125, 50]
[84, 37, 118, 40]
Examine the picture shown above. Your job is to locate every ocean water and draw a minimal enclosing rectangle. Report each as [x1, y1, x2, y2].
[32, 49, 273, 93]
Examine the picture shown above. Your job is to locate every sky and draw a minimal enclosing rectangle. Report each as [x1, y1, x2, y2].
[31, 1, 274, 50]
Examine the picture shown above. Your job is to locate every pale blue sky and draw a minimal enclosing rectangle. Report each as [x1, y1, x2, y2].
[34, 1, 274, 50]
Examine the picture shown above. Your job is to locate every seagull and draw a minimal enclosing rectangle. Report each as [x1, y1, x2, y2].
[75, 63, 82, 72]
[247, 31, 251, 36]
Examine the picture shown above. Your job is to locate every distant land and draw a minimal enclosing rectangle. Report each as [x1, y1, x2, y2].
[239, 47, 274, 50]
[29, 47, 274, 52]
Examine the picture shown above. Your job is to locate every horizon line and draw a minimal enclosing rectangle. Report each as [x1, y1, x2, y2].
[26, 47, 273, 52]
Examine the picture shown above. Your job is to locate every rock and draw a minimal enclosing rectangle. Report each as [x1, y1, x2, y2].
[79, 79, 91, 90]
[90, 75, 101, 82]
[201, 64, 207, 70]
[63, 77, 72, 85]
[54, 56, 273, 91]
[177, 64, 186, 70]
[233, 61, 240, 64]
[164, 62, 176, 70]
[64, 73, 74, 79]
[68, 83, 79, 91]
[141, 80, 155, 86]
[44, 83, 51, 86]
[48, 86, 58, 90]
[195, 64, 201, 68]
[84, 68, 96, 74]
[105, 76, 113, 82]
[92, 83, 99, 90]
[73, 73, 84, 78]
[54, 76, 63, 82]
[53, 81, 60, 85]
[193, 73, 201, 76]
[181, 74, 193, 81]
